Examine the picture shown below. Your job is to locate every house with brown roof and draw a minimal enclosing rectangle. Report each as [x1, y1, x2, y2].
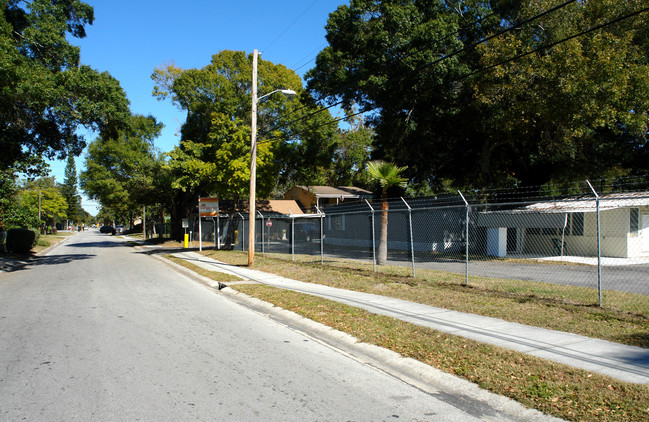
[283, 186, 373, 212]
[216, 199, 303, 216]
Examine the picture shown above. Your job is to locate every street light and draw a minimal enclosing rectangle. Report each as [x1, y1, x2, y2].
[249, 49, 296, 266]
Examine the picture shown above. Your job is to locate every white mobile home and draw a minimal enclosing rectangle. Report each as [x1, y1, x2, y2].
[477, 192, 649, 259]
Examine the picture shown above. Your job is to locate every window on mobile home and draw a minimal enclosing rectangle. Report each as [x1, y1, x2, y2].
[630, 208, 639, 236]
[571, 212, 584, 236]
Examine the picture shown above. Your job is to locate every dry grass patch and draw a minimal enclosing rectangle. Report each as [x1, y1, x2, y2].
[233, 284, 649, 422]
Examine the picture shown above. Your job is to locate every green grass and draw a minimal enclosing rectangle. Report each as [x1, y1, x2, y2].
[156, 246, 649, 420]
[233, 284, 649, 422]
[32, 232, 74, 253]
[199, 250, 649, 348]
[163, 255, 244, 283]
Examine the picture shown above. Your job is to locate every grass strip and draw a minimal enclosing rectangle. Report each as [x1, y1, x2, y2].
[163, 255, 244, 283]
[32, 233, 74, 252]
[233, 283, 649, 422]
[198, 249, 649, 348]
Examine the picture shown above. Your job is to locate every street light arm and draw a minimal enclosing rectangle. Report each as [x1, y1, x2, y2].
[257, 88, 297, 103]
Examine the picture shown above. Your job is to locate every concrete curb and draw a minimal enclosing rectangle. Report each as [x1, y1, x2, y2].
[147, 250, 560, 421]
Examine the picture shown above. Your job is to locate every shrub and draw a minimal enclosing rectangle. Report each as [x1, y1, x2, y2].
[6, 228, 38, 253]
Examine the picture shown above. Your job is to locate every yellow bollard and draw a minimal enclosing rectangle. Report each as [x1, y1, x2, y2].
[184, 233, 189, 248]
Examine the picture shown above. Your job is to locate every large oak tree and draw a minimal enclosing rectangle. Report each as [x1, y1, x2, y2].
[0, 0, 130, 175]
[80, 115, 164, 225]
[307, 0, 649, 190]
[152, 50, 339, 198]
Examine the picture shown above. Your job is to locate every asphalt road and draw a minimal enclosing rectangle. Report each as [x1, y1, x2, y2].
[0, 230, 548, 421]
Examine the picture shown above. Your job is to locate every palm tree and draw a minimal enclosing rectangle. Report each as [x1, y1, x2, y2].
[366, 161, 408, 265]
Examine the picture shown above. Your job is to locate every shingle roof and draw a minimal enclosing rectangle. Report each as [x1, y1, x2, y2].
[490, 192, 649, 214]
[295, 185, 372, 198]
[217, 200, 303, 215]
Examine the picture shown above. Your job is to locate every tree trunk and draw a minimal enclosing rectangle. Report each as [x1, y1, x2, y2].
[377, 190, 389, 265]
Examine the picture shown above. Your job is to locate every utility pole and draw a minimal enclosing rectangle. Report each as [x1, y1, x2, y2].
[247, 50, 295, 266]
[248, 49, 258, 266]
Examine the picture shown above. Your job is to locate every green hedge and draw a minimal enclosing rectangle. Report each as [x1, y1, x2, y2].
[5, 228, 39, 253]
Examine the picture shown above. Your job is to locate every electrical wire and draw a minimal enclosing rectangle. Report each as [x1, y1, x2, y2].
[276, 2, 502, 130]
[261, 3, 648, 145]
[260, 0, 581, 139]
[261, 0, 322, 54]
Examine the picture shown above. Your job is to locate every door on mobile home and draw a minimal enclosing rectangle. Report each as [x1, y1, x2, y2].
[642, 215, 649, 252]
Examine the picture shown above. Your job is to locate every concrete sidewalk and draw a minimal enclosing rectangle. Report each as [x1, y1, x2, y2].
[169, 250, 649, 384]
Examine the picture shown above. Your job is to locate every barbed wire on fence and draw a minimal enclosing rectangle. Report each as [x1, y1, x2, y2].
[185, 181, 649, 314]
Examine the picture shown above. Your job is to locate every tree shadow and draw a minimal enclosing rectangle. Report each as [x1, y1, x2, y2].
[67, 241, 125, 248]
[617, 333, 649, 349]
[33, 253, 95, 265]
[137, 247, 202, 256]
[0, 253, 95, 272]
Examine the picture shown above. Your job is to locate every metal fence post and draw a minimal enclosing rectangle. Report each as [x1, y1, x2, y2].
[257, 211, 264, 254]
[458, 190, 469, 287]
[587, 180, 602, 307]
[291, 214, 297, 260]
[316, 206, 324, 265]
[217, 214, 221, 249]
[365, 200, 376, 272]
[401, 197, 415, 277]
[211, 217, 216, 248]
[237, 212, 245, 251]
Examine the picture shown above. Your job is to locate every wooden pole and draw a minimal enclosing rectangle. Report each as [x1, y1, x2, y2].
[248, 49, 258, 266]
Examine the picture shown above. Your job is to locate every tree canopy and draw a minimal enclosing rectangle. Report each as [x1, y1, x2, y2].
[307, 0, 649, 191]
[19, 177, 67, 228]
[0, 172, 39, 230]
[0, 0, 130, 175]
[80, 115, 164, 223]
[61, 154, 83, 222]
[152, 50, 338, 199]
[327, 111, 375, 187]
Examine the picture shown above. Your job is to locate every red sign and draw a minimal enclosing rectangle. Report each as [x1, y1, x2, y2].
[266, 218, 272, 227]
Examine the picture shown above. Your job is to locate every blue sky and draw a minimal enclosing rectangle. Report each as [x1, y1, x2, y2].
[46, 0, 347, 215]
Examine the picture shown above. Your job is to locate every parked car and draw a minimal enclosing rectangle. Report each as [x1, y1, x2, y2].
[100, 225, 116, 235]
[115, 225, 125, 234]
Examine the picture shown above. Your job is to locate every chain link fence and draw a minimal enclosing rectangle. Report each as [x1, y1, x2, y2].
[191, 190, 649, 313]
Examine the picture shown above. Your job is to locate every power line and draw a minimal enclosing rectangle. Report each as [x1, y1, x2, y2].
[260, 0, 581, 139]
[262, 0, 322, 54]
[276, 2, 503, 131]
[263, 4, 649, 143]
[290, 43, 328, 73]
[466, 4, 649, 78]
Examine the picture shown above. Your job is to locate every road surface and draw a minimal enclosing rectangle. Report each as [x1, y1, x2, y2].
[0, 230, 550, 421]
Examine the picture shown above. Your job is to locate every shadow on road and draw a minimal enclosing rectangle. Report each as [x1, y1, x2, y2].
[34, 253, 95, 265]
[67, 240, 125, 248]
[0, 253, 95, 272]
[136, 246, 201, 256]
